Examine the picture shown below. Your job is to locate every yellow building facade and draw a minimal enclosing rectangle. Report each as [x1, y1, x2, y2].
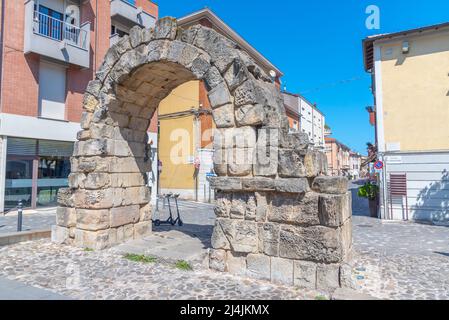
[158, 81, 200, 194]
[363, 23, 449, 224]
[379, 30, 449, 152]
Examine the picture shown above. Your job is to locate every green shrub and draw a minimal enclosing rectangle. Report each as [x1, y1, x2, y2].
[358, 182, 379, 200]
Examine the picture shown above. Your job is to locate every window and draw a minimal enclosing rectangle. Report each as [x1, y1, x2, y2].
[111, 25, 129, 37]
[38, 61, 66, 120]
[4, 138, 73, 209]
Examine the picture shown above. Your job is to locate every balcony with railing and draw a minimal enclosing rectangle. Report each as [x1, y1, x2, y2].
[24, 0, 91, 68]
[110, 0, 156, 29]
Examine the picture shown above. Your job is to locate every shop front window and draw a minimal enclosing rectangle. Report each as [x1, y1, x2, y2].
[4, 157, 34, 209]
[3, 138, 73, 209]
[37, 156, 71, 207]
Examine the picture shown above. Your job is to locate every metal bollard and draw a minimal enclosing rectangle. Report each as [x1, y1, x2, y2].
[17, 200, 23, 232]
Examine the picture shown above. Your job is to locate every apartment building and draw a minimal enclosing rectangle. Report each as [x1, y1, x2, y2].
[349, 152, 362, 180]
[158, 8, 284, 201]
[363, 22, 449, 223]
[325, 137, 350, 177]
[0, 0, 158, 212]
[282, 91, 325, 149]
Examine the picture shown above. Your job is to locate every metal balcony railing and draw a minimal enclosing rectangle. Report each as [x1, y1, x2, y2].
[33, 11, 88, 50]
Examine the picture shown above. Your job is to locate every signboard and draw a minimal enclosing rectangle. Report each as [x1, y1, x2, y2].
[374, 160, 384, 170]
[386, 156, 402, 164]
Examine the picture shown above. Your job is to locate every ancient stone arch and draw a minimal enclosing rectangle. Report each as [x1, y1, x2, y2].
[52, 17, 352, 289]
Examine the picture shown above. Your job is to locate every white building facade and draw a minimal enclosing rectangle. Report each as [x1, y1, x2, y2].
[282, 92, 325, 149]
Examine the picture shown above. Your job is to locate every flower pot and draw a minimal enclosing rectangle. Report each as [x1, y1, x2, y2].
[368, 198, 379, 218]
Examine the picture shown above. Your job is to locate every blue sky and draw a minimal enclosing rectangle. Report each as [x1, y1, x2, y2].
[157, 0, 449, 154]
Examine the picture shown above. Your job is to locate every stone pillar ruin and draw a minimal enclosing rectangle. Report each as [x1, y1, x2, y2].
[51, 17, 352, 291]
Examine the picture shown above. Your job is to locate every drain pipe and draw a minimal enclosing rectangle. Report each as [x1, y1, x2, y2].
[0, 0, 6, 112]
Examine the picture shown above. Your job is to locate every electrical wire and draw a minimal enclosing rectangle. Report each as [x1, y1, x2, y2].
[299, 76, 365, 94]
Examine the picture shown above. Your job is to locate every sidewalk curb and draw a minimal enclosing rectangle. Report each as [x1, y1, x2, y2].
[0, 229, 51, 247]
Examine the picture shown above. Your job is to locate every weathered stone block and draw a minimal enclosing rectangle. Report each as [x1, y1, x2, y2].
[241, 178, 275, 191]
[235, 104, 265, 126]
[76, 209, 110, 231]
[208, 81, 232, 108]
[246, 254, 271, 281]
[77, 130, 91, 141]
[316, 264, 340, 292]
[107, 228, 117, 246]
[154, 17, 178, 40]
[129, 26, 143, 48]
[209, 177, 242, 191]
[57, 188, 74, 207]
[255, 192, 268, 222]
[83, 93, 99, 112]
[254, 146, 278, 177]
[341, 218, 353, 259]
[80, 112, 93, 130]
[257, 128, 279, 147]
[139, 203, 152, 222]
[214, 192, 232, 218]
[271, 257, 294, 286]
[212, 103, 235, 128]
[293, 260, 317, 289]
[279, 225, 344, 263]
[84, 173, 111, 189]
[227, 148, 253, 177]
[230, 193, 245, 219]
[213, 129, 232, 150]
[213, 148, 227, 176]
[278, 149, 306, 178]
[191, 56, 211, 78]
[215, 218, 258, 253]
[318, 192, 351, 227]
[268, 192, 319, 226]
[211, 219, 231, 250]
[114, 186, 150, 206]
[110, 205, 140, 228]
[56, 207, 76, 228]
[274, 178, 310, 194]
[234, 79, 264, 107]
[226, 251, 247, 276]
[279, 132, 309, 149]
[234, 126, 257, 148]
[312, 176, 348, 195]
[258, 223, 280, 256]
[110, 173, 145, 188]
[134, 221, 151, 239]
[209, 249, 227, 272]
[224, 58, 249, 91]
[304, 150, 324, 178]
[51, 225, 70, 245]
[72, 189, 114, 209]
[203, 66, 223, 91]
[74, 229, 109, 250]
[124, 224, 134, 241]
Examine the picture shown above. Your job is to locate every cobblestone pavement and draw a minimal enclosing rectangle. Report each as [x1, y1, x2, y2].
[0, 240, 319, 300]
[0, 184, 448, 300]
[0, 207, 56, 234]
[349, 181, 449, 300]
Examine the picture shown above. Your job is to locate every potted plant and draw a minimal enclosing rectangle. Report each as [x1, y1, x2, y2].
[358, 182, 379, 218]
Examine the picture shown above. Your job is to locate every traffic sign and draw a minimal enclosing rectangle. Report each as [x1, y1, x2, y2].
[374, 160, 384, 170]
